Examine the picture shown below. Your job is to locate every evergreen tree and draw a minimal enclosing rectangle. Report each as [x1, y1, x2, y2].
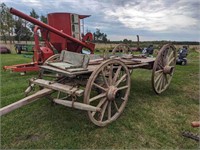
[14, 17, 32, 42]
[93, 28, 108, 42]
[0, 3, 15, 43]
[29, 8, 39, 31]
[40, 15, 47, 24]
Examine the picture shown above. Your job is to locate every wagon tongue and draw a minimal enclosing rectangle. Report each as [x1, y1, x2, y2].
[0, 88, 53, 116]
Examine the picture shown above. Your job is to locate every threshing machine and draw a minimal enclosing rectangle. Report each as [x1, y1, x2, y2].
[3, 8, 95, 73]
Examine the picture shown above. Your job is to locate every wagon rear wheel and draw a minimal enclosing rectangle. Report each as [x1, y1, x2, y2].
[152, 44, 176, 94]
[84, 59, 131, 126]
[112, 43, 131, 56]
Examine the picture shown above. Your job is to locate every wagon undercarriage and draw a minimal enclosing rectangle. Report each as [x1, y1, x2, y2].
[0, 43, 176, 126]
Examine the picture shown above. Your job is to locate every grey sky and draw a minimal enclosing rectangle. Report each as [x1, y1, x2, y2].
[2, 0, 200, 41]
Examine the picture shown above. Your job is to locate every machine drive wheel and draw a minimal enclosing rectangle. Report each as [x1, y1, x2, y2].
[84, 59, 131, 126]
[152, 43, 176, 94]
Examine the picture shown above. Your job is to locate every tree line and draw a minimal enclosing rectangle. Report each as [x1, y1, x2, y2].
[0, 3, 47, 44]
[0, 3, 109, 44]
[1, 3, 198, 45]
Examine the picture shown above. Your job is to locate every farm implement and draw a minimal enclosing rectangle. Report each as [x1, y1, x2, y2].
[1, 8, 177, 126]
[3, 8, 94, 73]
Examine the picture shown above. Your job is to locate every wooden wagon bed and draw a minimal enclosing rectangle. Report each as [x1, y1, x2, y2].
[0, 43, 177, 127]
[40, 50, 155, 77]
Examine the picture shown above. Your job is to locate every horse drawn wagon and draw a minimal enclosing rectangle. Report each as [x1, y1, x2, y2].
[1, 8, 176, 127]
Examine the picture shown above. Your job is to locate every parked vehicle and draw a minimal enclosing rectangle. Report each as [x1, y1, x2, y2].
[176, 46, 188, 65]
[141, 44, 154, 56]
[15, 44, 34, 54]
[0, 46, 11, 54]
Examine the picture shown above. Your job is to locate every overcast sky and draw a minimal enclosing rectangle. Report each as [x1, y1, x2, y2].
[2, 0, 200, 41]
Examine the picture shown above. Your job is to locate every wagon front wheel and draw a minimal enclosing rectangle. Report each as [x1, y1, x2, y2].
[44, 54, 60, 65]
[84, 59, 131, 126]
[152, 44, 176, 94]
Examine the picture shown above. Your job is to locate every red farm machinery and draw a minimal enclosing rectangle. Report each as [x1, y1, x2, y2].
[3, 8, 95, 73]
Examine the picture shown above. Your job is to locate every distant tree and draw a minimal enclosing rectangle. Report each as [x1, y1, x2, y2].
[29, 8, 39, 31]
[93, 28, 108, 42]
[102, 33, 107, 43]
[123, 39, 129, 44]
[0, 3, 15, 43]
[123, 38, 132, 44]
[14, 17, 32, 42]
[40, 15, 47, 23]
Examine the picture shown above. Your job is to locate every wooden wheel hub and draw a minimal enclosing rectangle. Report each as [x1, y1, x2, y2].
[107, 86, 118, 101]
[163, 66, 174, 74]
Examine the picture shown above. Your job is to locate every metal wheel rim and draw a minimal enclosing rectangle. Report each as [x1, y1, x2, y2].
[152, 44, 176, 94]
[84, 59, 131, 126]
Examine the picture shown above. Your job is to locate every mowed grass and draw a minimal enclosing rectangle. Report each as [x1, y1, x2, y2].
[0, 49, 199, 149]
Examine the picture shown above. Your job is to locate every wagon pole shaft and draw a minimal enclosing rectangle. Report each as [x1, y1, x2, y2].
[0, 88, 53, 116]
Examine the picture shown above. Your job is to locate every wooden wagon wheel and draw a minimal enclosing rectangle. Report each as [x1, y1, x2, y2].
[84, 59, 131, 126]
[112, 43, 133, 74]
[43, 54, 60, 65]
[152, 44, 176, 94]
[111, 43, 131, 56]
[39, 54, 61, 79]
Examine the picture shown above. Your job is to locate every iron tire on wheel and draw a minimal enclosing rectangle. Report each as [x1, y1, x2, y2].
[84, 59, 131, 126]
[152, 43, 176, 94]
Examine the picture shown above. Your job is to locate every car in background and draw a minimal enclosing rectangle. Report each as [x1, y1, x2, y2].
[0, 46, 11, 54]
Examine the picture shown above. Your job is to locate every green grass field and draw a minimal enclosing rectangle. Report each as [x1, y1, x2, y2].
[0, 48, 199, 149]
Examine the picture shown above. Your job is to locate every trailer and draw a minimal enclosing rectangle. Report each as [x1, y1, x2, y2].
[0, 41, 176, 126]
[15, 43, 34, 54]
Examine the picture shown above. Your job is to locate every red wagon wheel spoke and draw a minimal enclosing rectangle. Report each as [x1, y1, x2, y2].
[84, 59, 130, 126]
[152, 44, 176, 94]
